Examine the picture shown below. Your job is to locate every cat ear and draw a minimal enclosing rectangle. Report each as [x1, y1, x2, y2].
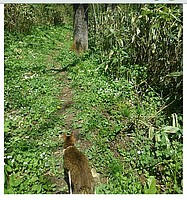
[70, 132, 76, 143]
[62, 133, 67, 141]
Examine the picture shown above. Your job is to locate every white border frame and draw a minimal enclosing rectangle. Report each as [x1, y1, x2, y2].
[1, 2, 185, 200]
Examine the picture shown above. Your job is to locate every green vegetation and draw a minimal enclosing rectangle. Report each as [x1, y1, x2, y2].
[4, 4, 73, 33]
[68, 55, 183, 194]
[4, 4, 182, 194]
[4, 26, 72, 194]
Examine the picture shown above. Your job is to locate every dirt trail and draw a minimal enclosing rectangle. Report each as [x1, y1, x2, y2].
[45, 49, 83, 193]
[45, 38, 101, 193]
[43, 40, 81, 193]
[57, 71, 81, 145]
[47, 41, 78, 135]
[53, 70, 78, 194]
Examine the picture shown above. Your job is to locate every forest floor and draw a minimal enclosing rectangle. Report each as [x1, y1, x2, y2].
[46, 48, 101, 193]
[4, 26, 183, 194]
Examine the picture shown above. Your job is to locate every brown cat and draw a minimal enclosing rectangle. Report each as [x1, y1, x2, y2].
[62, 133, 94, 194]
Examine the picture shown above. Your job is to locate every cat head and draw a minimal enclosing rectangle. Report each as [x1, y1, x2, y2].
[63, 132, 76, 149]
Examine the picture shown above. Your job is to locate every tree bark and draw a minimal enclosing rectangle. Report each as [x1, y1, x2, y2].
[72, 4, 88, 53]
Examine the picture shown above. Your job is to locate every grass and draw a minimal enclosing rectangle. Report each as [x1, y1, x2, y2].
[4, 26, 183, 194]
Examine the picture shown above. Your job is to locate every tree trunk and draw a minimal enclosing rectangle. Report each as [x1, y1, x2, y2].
[72, 4, 88, 54]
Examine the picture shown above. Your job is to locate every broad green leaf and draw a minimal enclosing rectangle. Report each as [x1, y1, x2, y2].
[17, 154, 22, 161]
[32, 184, 42, 193]
[31, 176, 39, 183]
[5, 164, 12, 173]
[9, 174, 15, 187]
[144, 176, 156, 194]
[9, 174, 21, 187]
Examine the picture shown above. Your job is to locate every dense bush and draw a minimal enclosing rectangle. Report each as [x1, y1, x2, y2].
[89, 4, 183, 114]
[4, 4, 73, 34]
[87, 3, 183, 193]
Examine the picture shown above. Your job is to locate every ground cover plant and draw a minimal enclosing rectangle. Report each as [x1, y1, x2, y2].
[4, 26, 73, 193]
[4, 4, 182, 194]
[68, 58, 183, 194]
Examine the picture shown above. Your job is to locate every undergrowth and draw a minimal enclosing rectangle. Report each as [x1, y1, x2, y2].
[4, 26, 72, 194]
[67, 58, 183, 194]
[4, 25, 183, 194]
